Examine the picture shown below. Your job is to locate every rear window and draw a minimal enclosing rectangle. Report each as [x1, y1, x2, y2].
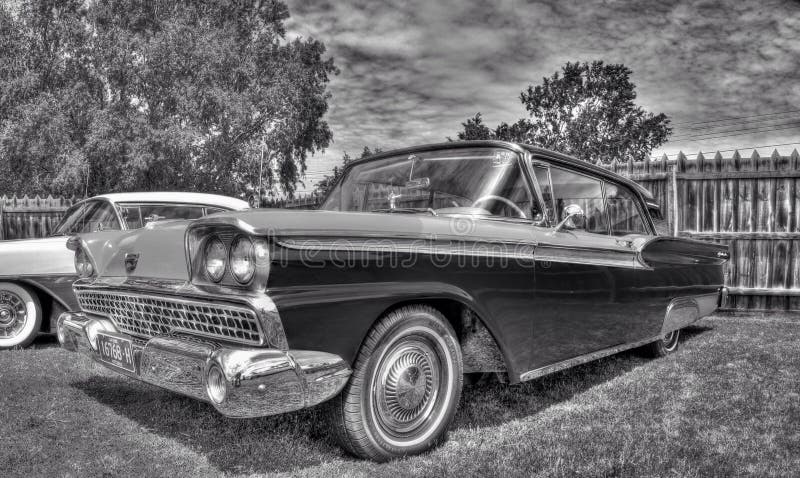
[117, 203, 208, 229]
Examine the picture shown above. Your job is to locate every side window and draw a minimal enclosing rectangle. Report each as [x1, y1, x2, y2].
[605, 184, 649, 236]
[649, 206, 670, 236]
[205, 207, 226, 215]
[117, 203, 208, 229]
[74, 201, 121, 233]
[118, 205, 143, 229]
[549, 167, 608, 234]
[533, 164, 554, 224]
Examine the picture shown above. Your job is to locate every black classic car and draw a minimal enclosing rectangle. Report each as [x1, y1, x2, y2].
[57, 142, 729, 461]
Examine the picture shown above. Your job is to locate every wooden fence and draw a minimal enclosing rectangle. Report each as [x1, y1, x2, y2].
[604, 149, 800, 311]
[0, 195, 78, 240]
[262, 194, 322, 210]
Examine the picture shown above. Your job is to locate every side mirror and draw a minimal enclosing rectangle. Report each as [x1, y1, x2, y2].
[552, 204, 585, 233]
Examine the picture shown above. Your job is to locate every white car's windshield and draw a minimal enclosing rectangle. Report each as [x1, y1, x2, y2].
[321, 147, 544, 222]
[53, 200, 121, 235]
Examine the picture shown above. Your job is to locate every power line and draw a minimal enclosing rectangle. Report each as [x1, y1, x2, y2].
[670, 108, 800, 127]
[669, 123, 800, 142]
[651, 141, 800, 159]
[672, 114, 800, 134]
[670, 120, 800, 141]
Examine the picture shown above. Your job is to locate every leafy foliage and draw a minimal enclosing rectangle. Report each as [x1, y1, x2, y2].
[314, 146, 381, 197]
[455, 61, 671, 164]
[0, 0, 336, 197]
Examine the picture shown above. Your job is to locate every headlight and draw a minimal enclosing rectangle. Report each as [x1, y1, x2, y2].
[74, 247, 94, 278]
[229, 235, 255, 284]
[204, 236, 227, 282]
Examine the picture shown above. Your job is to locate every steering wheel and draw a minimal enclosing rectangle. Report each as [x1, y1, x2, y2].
[471, 195, 527, 219]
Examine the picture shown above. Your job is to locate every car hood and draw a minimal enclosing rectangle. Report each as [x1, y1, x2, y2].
[80, 210, 545, 280]
[0, 236, 73, 276]
[194, 209, 546, 243]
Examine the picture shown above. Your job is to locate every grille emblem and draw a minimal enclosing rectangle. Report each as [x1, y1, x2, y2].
[124, 253, 140, 273]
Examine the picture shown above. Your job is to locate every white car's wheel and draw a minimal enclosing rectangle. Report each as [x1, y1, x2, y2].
[329, 305, 463, 461]
[0, 283, 42, 349]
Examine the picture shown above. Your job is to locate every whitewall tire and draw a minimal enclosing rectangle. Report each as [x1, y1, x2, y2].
[0, 282, 42, 349]
[329, 305, 463, 461]
[643, 329, 680, 358]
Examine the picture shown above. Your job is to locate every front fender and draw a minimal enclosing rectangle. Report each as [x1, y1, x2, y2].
[268, 280, 517, 377]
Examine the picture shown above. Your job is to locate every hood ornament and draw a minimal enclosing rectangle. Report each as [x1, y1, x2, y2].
[124, 253, 140, 273]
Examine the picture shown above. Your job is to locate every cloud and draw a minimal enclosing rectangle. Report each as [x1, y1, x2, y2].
[285, 0, 800, 191]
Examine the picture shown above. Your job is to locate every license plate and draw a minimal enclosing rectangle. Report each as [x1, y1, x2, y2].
[96, 332, 136, 373]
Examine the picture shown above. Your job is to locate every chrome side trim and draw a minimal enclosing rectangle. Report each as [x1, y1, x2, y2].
[277, 238, 536, 260]
[520, 291, 721, 382]
[519, 335, 658, 382]
[533, 244, 636, 269]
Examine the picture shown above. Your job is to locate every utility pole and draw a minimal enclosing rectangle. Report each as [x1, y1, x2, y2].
[258, 142, 264, 208]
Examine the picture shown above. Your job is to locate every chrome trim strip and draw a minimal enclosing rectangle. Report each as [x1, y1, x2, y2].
[533, 244, 637, 269]
[277, 238, 537, 260]
[519, 335, 657, 382]
[520, 291, 720, 382]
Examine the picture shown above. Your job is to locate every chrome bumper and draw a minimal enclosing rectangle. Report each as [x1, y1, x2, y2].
[57, 312, 351, 418]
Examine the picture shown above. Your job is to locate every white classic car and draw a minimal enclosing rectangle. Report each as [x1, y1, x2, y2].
[0, 192, 248, 349]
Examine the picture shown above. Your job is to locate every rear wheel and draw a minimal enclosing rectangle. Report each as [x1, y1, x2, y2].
[642, 329, 680, 358]
[329, 305, 463, 461]
[0, 283, 42, 349]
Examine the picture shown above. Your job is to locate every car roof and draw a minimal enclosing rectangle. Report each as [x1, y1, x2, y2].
[90, 192, 249, 210]
[346, 140, 658, 207]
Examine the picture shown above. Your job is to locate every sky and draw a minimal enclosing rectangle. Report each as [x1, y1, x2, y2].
[284, 0, 800, 194]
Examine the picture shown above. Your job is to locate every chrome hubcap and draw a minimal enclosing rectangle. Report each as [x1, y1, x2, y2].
[384, 351, 433, 420]
[662, 330, 679, 350]
[0, 292, 27, 338]
[374, 336, 444, 438]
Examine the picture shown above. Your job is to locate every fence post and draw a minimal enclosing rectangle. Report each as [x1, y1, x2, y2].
[671, 165, 679, 237]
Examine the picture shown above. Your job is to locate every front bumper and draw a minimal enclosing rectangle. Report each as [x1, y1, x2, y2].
[57, 312, 351, 418]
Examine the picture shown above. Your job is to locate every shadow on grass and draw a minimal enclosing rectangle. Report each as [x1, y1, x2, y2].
[454, 323, 713, 429]
[32, 333, 59, 349]
[73, 324, 713, 474]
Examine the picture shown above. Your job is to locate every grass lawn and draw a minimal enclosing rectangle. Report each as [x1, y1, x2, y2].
[1, 314, 798, 477]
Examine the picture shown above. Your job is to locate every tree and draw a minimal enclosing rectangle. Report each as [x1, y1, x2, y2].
[314, 146, 381, 197]
[453, 61, 670, 164]
[0, 0, 336, 197]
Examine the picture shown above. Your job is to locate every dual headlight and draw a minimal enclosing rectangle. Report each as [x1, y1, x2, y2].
[204, 235, 266, 285]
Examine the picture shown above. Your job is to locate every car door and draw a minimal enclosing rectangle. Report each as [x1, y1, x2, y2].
[529, 163, 644, 369]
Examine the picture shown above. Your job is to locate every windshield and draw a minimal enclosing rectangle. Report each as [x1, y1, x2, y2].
[53, 200, 122, 235]
[321, 147, 543, 221]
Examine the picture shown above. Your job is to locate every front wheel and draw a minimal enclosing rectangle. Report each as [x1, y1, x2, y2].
[329, 305, 463, 461]
[642, 329, 680, 358]
[0, 282, 42, 349]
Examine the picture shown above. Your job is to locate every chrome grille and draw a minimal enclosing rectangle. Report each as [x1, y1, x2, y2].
[76, 290, 262, 345]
